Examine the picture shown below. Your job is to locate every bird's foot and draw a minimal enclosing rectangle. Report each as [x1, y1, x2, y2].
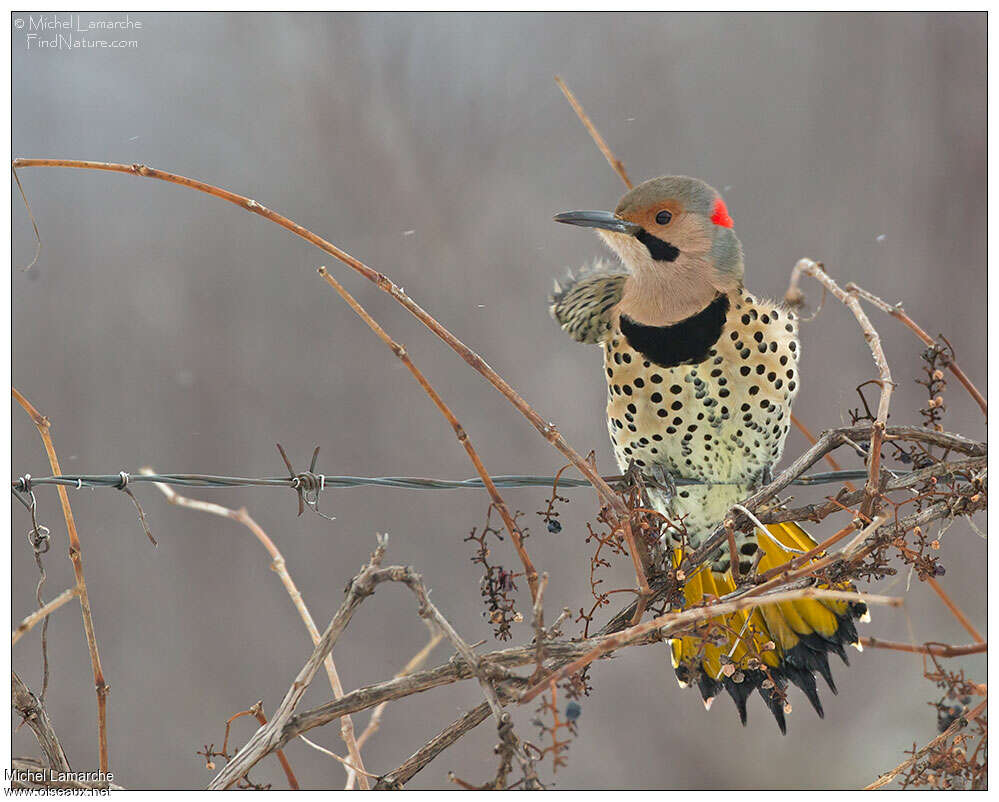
[621, 460, 676, 503]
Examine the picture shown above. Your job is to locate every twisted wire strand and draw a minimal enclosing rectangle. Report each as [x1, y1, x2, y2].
[13, 468, 884, 493]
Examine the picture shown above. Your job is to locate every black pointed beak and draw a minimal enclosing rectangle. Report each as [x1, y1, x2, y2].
[553, 210, 641, 236]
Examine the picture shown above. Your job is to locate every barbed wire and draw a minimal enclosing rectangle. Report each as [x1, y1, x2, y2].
[11, 467, 910, 494]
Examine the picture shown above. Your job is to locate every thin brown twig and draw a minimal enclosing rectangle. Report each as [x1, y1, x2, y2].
[845, 282, 987, 418]
[12, 586, 80, 645]
[860, 638, 986, 658]
[530, 573, 549, 682]
[12, 387, 109, 773]
[12, 166, 41, 271]
[298, 734, 382, 780]
[142, 472, 370, 788]
[925, 576, 984, 644]
[317, 265, 539, 603]
[374, 705, 492, 789]
[554, 76, 633, 189]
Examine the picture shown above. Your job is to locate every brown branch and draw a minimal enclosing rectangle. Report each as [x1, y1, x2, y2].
[12, 387, 109, 772]
[865, 697, 987, 789]
[846, 282, 987, 418]
[374, 704, 492, 789]
[530, 573, 549, 682]
[860, 638, 986, 658]
[926, 576, 985, 644]
[12, 158, 650, 607]
[317, 265, 539, 603]
[142, 473, 370, 787]
[12, 586, 80, 645]
[554, 76, 633, 189]
[786, 259, 894, 520]
[12, 671, 71, 772]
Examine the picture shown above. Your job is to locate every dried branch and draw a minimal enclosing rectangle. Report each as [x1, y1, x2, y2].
[374, 705, 492, 789]
[859, 638, 986, 658]
[12, 386, 110, 772]
[141, 471, 369, 786]
[12, 671, 71, 772]
[12, 586, 80, 645]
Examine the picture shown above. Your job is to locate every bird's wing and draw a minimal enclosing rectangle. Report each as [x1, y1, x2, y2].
[549, 260, 629, 344]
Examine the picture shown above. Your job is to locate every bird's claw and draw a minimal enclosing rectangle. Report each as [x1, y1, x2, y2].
[621, 460, 676, 502]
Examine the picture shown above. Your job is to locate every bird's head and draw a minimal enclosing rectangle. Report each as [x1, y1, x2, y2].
[555, 175, 744, 327]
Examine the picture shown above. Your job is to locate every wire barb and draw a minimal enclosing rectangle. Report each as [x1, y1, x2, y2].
[275, 444, 335, 521]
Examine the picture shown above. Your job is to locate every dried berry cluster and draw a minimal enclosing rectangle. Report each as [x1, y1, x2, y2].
[465, 504, 526, 640]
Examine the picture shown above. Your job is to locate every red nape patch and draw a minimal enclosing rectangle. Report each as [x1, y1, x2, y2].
[711, 197, 734, 228]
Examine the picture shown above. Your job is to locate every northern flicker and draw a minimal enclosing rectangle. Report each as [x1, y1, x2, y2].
[550, 175, 867, 732]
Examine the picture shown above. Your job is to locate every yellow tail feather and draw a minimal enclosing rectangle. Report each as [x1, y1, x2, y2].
[668, 522, 868, 732]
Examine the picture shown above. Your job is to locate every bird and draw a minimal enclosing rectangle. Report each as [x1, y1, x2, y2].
[549, 175, 867, 732]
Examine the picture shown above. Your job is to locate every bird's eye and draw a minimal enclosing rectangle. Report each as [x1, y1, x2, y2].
[655, 210, 673, 226]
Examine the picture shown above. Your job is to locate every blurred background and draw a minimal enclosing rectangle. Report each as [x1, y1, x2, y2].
[12, 12, 986, 790]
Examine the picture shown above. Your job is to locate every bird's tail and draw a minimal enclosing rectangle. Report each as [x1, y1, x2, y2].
[668, 521, 868, 733]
